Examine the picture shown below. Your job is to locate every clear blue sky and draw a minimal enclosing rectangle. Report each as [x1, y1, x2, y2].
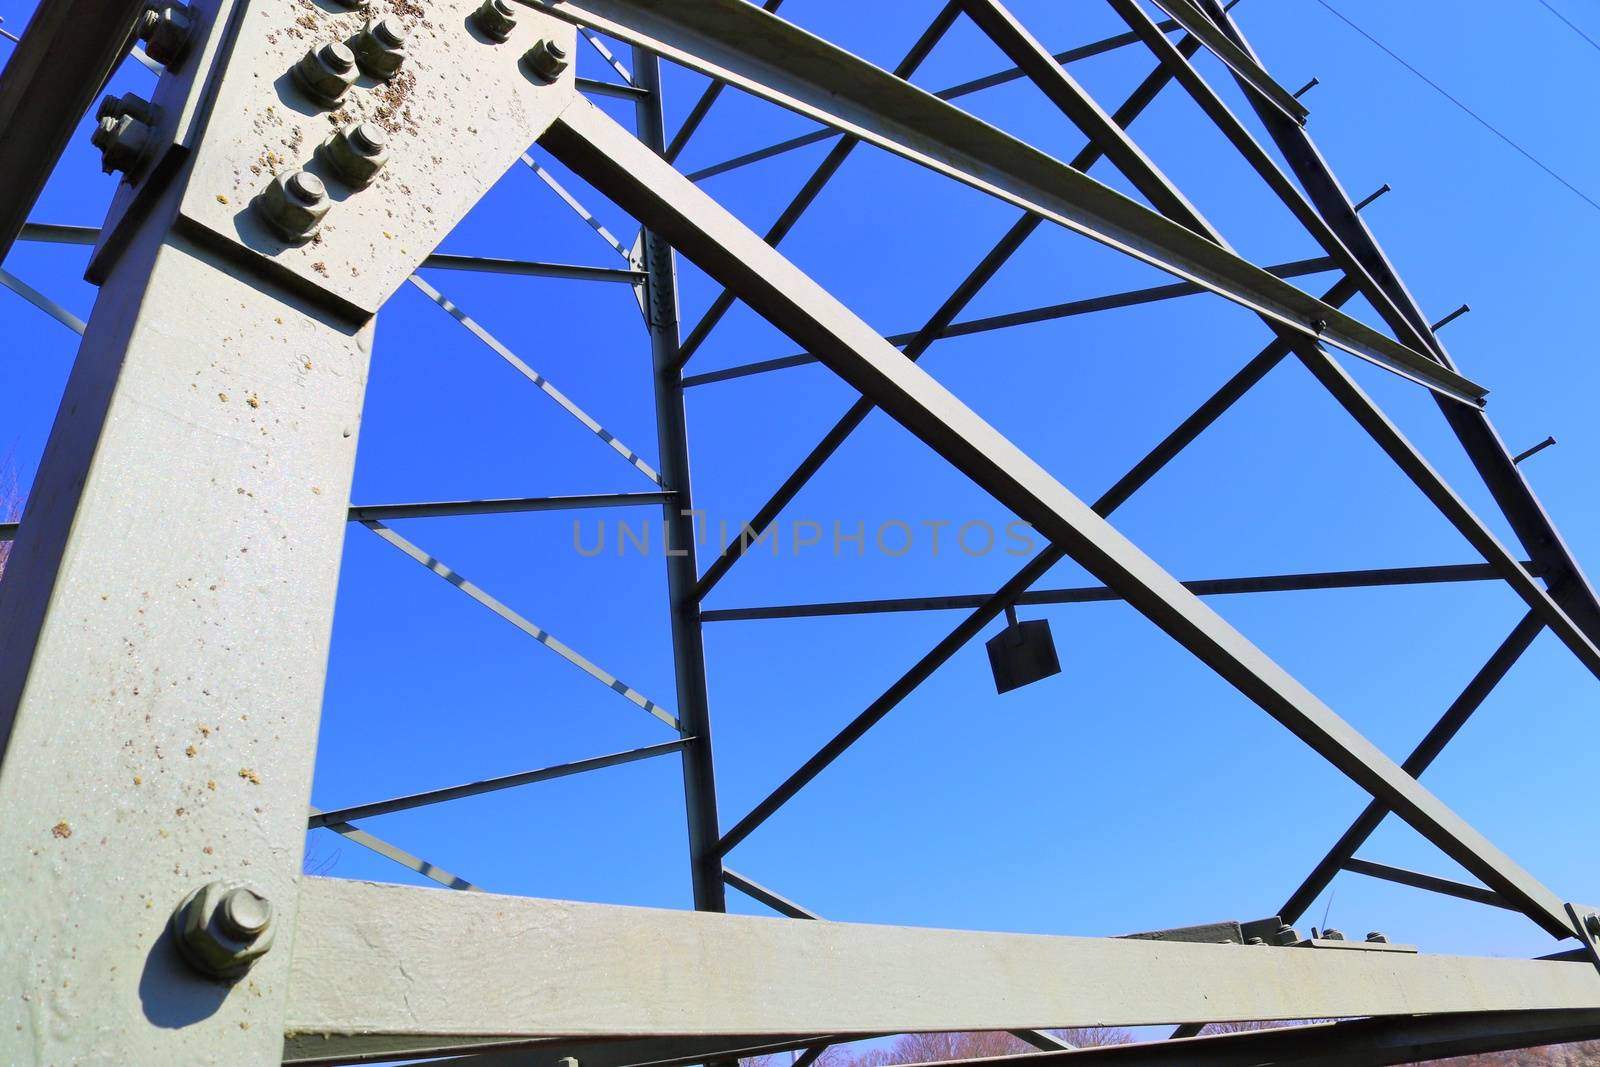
[3, 0, 1598, 964]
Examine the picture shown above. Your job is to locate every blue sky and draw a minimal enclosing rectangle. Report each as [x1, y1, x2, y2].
[4, 0, 1599, 965]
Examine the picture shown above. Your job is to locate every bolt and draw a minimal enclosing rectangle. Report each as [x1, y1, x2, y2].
[473, 0, 518, 41]
[321, 121, 390, 187]
[1585, 913, 1600, 938]
[523, 37, 569, 82]
[1245, 936, 1265, 946]
[137, 3, 196, 70]
[1365, 931, 1388, 944]
[293, 41, 358, 107]
[254, 169, 331, 243]
[90, 114, 156, 178]
[352, 17, 407, 80]
[1271, 923, 1301, 946]
[1321, 927, 1345, 941]
[1310, 317, 1328, 334]
[98, 92, 158, 126]
[171, 881, 276, 980]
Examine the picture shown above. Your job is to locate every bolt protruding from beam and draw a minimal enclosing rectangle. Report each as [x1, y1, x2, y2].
[1271, 923, 1301, 946]
[1292, 76, 1319, 100]
[1430, 304, 1471, 332]
[353, 17, 407, 80]
[254, 169, 331, 243]
[90, 114, 155, 178]
[523, 37, 570, 82]
[1321, 928, 1346, 941]
[293, 41, 358, 107]
[172, 881, 276, 980]
[1513, 436, 1557, 466]
[322, 121, 390, 187]
[473, 0, 518, 42]
[1365, 931, 1388, 944]
[136, 3, 195, 70]
[1353, 183, 1392, 213]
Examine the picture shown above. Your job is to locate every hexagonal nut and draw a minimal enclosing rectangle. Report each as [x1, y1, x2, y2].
[293, 41, 358, 107]
[97, 92, 158, 126]
[320, 121, 390, 188]
[138, 3, 196, 70]
[254, 170, 332, 243]
[473, 0, 518, 42]
[171, 881, 275, 980]
[352, 17, 407, 80]
[90, 115, 155, 178]
[522, 37, 569, 82]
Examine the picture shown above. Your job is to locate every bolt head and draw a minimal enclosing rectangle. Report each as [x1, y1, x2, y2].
[1365, 931, 1388, 943]
[523, 37, 570, 82]
[473, 0, 518, 42]
[294, 41, 359, 106]
[255, 168, 332, 242]
[353, 18, 407, 79]
[1585, 913, 1600, 937]
[138, 3, 195, 69]
[1321, 927, 1345, 941]
[171, 880, 276, 980]
[320, 122, 391, 187]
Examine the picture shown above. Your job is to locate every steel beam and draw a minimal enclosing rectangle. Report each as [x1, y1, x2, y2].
[532, 0, 1479, 405]
[307, 739, 692, 827]
[346, 492, 674, 522]
[1342, 857, 1514, 911]
[632, 49, 727, 915]
[285, 877, 1600, 1039]
[0, 0, 146, 265]
[539, 98, 1575, 939]
[678, 11, 1217, 183]
[1138, 0, 1307, 125]
[699, 562, 1524, 623]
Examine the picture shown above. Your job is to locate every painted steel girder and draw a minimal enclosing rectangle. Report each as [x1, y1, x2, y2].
[285, 877, 1600, 1039]
[537, 97, 1577, 941]
[528, 0, 1485, 407]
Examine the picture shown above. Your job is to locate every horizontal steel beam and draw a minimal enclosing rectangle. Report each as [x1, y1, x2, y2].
[285, 878, 1600, 1038]
[699, 562, 1525, 623]
[539, 97, 1572, 938]
[682, 256, 1336, 388]
[14, 224, 645, 282]
[533, 0, 1482, 405]
[308, 738, 691, 827]
[346, 492, 673, 522]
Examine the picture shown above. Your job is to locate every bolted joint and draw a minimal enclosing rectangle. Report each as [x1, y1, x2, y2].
[473, 0, 518, 42]
[1365, 931, 1388, 944]
[352, 17, 407, 80]
[1270, 923, 1301, 946]
[171, 881, 276, 980]
[137, 2, 196, 70]
[321, 121, 390, 187]
[254, 169, 332, 242]
[293, 42, 359, 107]
[98, 92, 159, 127]
[90, 114, 156, 179]
[522, 37, 569, 82]
[1586, 913, 1600, 938]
